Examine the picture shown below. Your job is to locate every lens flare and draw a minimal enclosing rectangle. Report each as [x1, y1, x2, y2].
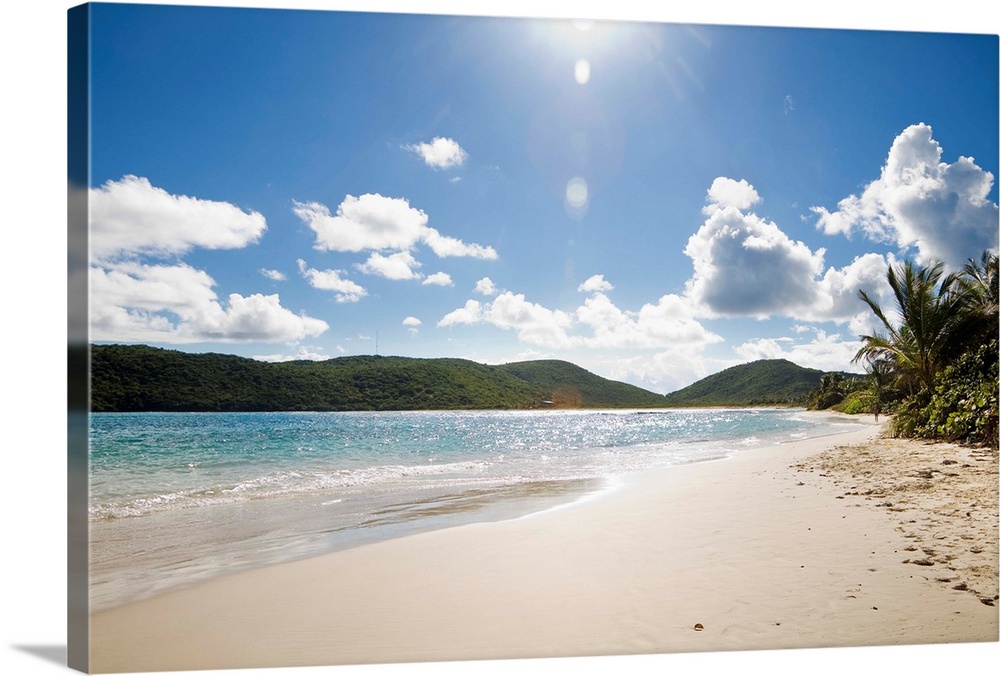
[565, 177, 589, 219]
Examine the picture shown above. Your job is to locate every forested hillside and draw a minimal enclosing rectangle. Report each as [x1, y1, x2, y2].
[662, 359, 824, 407]
[89, 344, 667, 412]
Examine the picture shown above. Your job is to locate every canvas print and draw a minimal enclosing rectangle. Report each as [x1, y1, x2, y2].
[68, 2, 999, 673]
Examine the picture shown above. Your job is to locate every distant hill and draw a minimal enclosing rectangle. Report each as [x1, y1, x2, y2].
[89, 344, 666, 412]
[662, 359, 824, 407]
[498, 360, 666, 407]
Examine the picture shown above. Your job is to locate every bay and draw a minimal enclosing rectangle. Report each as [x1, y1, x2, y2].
[88, 408, 865, 611]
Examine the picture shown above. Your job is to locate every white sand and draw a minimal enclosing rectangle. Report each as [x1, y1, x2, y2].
[89, 422, 998, 673]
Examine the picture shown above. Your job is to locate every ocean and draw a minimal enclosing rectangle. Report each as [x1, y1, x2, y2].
[88, 408, 867, 611]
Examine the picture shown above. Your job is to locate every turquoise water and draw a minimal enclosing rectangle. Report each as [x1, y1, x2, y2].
[88, 409, 866, 611]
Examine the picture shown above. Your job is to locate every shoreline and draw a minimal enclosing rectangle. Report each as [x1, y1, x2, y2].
[88, 408, 863, 613]
[89, 422, 998, 672]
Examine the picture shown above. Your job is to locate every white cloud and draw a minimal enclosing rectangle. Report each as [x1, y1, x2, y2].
[474, 277, 498, 296]
[297, 259, 367, 303]
[784, 94, 795, 115]
[734, 330, 864, 373]
[485, 292, 576, 348]
[90, 262, 328, 343]
[703, 177, 761, 213]
[90, 175, 266, 261]
[356, 251, 422, 280]
[202, 294, 326, 342]
[511, 348, 554, 362]
[260, 268, 286, 281]
[403, 316, 422, 335]
[439, 289, 720, 352]
[685, 197, 825, 317]
[422, 272, 454, 287]
[681, 178, 909, 330]
[438, 299, 484, 326]
[812, 123, 999, 269]
[576, 293, 723, 349]
[404, 136, 468, 170]
[294, 195, 426, 253]
[86, 177, 325, 345]
[422, 229, 498, 259]
[294, 193, 497, 260]
[597, 351, 729, 395]
[253, 346, 331, 362]
[684, 178, 906, 327]
[577, 274, 614, 293]
[810, 252, 895, 324]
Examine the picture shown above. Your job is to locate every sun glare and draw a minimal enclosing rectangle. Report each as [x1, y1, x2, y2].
[565, 177, 589, 219]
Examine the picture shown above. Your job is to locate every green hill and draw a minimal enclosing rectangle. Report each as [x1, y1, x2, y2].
[89, 344, 666, 412]
[498, 359, 665, 407]
[662, 359, 824, 407]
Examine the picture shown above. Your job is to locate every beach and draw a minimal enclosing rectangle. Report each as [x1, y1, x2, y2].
[88, 420, 998, 673]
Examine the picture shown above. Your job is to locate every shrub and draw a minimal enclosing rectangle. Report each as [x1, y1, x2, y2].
[891, 338, 998, 446]
[833, 391, 870, 415]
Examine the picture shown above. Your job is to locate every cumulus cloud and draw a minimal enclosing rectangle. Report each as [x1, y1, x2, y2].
[294, 193, 497, 261]
[577, 274, 614, 293]
[294, 195, 426, 253]
[812, 123, 999, 268]
[438, 299, 484, 327]
[474, 277, 498, 296]
[682, 178, 903, 327]
[297, 259, 367, 303]
[811, 253, 895, 326]
[254, 346, 331, 362]
[422, 272, 454, 286]
[439, 292, 576, 350]
[685, 193, 825, 317]
[439, 289, 720, 352]
[588, 350, 737, 396]
[704, 177, 761, 213]
[356, 251, 422, 280]
[90, 262, 328, 343]
[684, 178, 908, 333]
[576, 292, 723, 349]
[404, 136, 468, 169]
[734, 329, 864, 373]
[422, 229, 498, 259]
[260, 268, 286, 281]
[87, 177, 327, 344]
[483, 292, 576, 348]
[90, 175, 266, 261]
[403, 316, 422, 335]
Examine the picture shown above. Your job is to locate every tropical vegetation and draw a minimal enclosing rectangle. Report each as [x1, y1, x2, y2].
[662, 359, 827, 407]
[89, 345, 666, 412]
[838, 250, 998, 445]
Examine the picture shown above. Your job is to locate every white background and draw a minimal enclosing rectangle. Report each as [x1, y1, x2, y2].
[1, 1, 997, 675]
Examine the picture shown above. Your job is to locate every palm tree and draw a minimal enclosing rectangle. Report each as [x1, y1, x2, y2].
[862, 357, 896, 421]
[852, 259, 971, 393]
[955, 251, 999, 349]
[809, 372, 849, 409]
[961, 250, 999, 311]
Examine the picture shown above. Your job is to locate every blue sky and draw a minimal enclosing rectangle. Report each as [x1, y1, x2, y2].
[82, 1, 999, 393]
